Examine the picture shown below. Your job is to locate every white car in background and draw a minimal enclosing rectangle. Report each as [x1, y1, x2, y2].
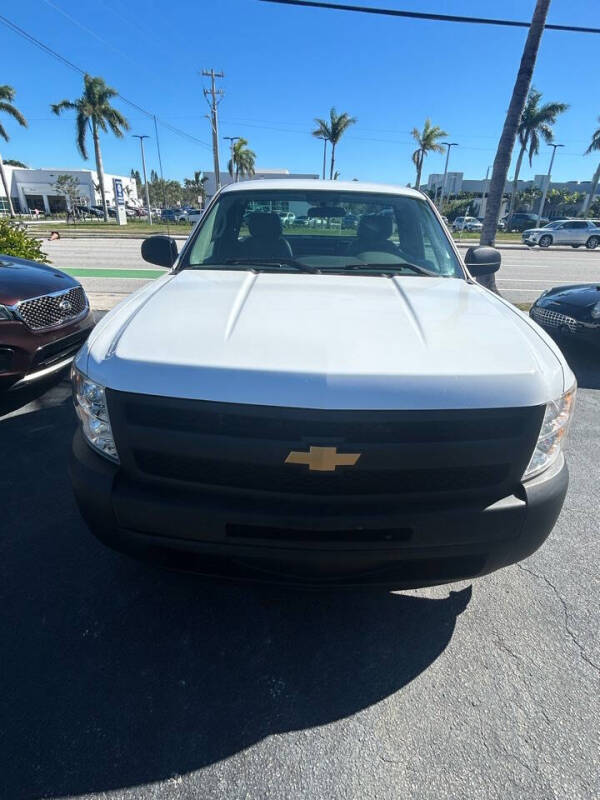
[452, 216, 482, 232]
[186, 209, 205, 224]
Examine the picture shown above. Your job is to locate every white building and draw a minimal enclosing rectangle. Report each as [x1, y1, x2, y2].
[203, 168, 319, 202]
[0, 165, 138, 214]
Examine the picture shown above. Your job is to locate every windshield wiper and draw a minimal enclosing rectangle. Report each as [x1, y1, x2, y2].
[223, 258, 321, 274]
[343, 262, 440, 277]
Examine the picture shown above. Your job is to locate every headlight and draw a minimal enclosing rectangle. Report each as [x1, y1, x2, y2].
[591, 301, 600, 320]
[523, 385, 576, 480]
[72, 366, 119, 462]
[0, 304, 14, 321]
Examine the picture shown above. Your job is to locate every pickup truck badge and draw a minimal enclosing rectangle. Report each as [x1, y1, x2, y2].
[285, 446, 361, 472]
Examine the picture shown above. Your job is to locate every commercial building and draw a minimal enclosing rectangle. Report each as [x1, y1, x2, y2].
[426, 171, 599, 216]
[202, 168, 319, 203]
[0, 165, 138, 215]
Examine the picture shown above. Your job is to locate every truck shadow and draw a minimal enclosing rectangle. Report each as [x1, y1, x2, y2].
[1, 388, 472, 799]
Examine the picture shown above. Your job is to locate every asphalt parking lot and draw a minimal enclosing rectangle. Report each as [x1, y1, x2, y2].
[1, 339, 598, 799]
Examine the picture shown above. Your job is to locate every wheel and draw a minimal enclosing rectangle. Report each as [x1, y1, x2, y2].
[586, 236, 599, 250]
[539, 235, 552, 248]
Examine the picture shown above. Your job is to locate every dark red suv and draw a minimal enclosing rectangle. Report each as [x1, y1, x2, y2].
[0, 254, 94, 390]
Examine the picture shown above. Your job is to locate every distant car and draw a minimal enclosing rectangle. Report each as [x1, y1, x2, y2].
[452, 216, 480, 232]
[522, 219, 600, 249]
[275, 211, 295, 227]
[294, 215, 309, 227]
[186, 209, 204, 224]
[161, 209, 189, 224]
[504, 212, 549, 232]
[497, 218, 507, 231]
[530, 284, 600, 347]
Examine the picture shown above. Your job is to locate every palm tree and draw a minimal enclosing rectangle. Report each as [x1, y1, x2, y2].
[0, 85, 27, 218]
[506, 89, 568, 218]
[312, 108, 356, 180]
[479, 0, 551, 293]
[411, 119, 447, 190]
[583, 118, 600, 216]
[51, 74, 129, 222]
[227, 138, 256, 182]
[184, 170, 209, 205]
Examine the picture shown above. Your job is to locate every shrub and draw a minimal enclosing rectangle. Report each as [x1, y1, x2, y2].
[0, 219, 49, 264]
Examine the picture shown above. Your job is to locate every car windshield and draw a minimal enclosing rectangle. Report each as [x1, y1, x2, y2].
[182, 188, 463, 277]
[543, 221, 563, 229]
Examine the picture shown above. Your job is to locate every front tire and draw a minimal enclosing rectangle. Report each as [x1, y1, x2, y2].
[539, 235, 552, 249]
[586, 236, 599, 250]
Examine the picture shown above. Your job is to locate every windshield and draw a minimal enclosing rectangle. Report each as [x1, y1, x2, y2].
[543, 221, 563, 229]
[181, 188, 463, 277]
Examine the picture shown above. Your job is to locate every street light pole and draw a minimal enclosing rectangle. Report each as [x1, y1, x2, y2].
[480, 165, 491, 217]
[133, 134, 152, 225]
[438, 142, 458, 211]
[537, 143, 563, 225]
[224, 136, 241, 181]
[317, 136, 327, 180]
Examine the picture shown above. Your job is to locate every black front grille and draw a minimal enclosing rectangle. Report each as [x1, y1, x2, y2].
[107, 391, 544, 502]
[135, 449, 509, 496]
[16, 286, 88, 331]
[30, 328, 91, 370]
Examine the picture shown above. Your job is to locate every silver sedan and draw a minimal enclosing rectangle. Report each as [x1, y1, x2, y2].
[523, 219, 600, 249]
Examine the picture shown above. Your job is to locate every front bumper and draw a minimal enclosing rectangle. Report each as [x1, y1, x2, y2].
[70, 430, 569, 588]
[0, 311, 95, 390]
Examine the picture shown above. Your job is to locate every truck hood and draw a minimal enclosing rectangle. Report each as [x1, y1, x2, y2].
[81, 270, 568, 410]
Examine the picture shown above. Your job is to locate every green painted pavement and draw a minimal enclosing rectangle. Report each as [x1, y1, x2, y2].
[61, 267, 165, 279]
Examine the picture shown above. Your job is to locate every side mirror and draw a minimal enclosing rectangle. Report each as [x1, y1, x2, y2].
[464, 245, 500, 277]
[141, 235, 178, 268]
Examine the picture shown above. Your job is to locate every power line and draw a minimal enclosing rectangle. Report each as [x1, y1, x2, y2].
[0, 12, 211, 150]
[259, 0, 600, 34]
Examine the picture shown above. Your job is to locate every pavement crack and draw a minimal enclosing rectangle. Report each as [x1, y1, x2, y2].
[517, 563, 600, 675]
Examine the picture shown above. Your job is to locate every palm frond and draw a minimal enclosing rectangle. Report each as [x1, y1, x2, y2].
[76, 113, 89, 159]
[0, 101, 27, 128]
[0, 122, 8, 142]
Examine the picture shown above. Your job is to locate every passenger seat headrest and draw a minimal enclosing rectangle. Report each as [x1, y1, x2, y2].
[358, 213, 394, 241]
[247, 212, 283, 239]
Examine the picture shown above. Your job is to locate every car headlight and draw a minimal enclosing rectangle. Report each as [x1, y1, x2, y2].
[591, 301, 600, 320]
[72, 366, 119, 462]
[523, 384, 576, 480]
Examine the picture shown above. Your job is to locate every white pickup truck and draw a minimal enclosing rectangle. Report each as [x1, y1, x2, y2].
[70, 180, 575, 588]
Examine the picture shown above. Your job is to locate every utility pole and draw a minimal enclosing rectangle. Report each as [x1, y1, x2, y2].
[202, 69, 224, 191]
[317, 136, 327, 180]
[133, 134, 152, 225]
[480, 165, 490, 218]
[438, 142, 458, 210]
[224, 135, 240, 181]
[537, 143, 563, 225]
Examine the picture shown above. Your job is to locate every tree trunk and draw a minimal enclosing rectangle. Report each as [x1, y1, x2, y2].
[92, 119, 109, 222]
[583, 161, 600, 215]
[479, 0, 551, 292]
[0, 152, 16, 218]
[415, 151, 423, 190]
[507, 143, 527, 219]
[329, 142, 336, 180]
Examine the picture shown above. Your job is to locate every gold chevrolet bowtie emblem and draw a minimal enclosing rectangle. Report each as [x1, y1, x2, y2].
[285, 446, 361, 472]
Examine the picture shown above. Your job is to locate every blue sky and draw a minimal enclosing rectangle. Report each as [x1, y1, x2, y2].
[2, 0, 599, 186]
